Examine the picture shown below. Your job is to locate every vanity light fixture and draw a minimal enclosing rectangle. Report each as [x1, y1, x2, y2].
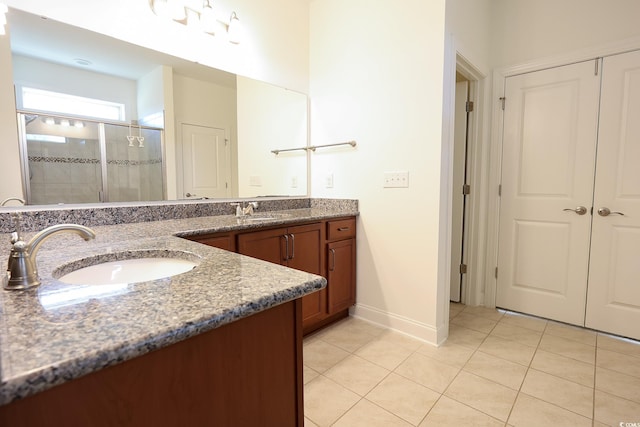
[44, 117, 55, 125]
[150, 0, 241, 43]
[60, 119, 70, 127]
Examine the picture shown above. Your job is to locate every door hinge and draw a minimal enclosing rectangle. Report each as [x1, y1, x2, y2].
[463, 184, 471, 195]
[225, 138, 229, 146]
[498, 184, 502, 196]
[460, 264, 468, 274]
[595, 58, 599, 76]
[225, 182, 228, 189]
[465, 101, 474, 112]
[499, 97, 506, 110]
[495, 267, 498, 279]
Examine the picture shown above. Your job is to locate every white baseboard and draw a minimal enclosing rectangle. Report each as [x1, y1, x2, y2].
[351, 303, 448, 346]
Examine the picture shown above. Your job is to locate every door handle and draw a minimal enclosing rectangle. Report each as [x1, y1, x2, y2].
[185, 192, 197, 198]
[283, 234, 289, 261]
[563, 206, 587, 215]
[289, 234, 295, 260]
[597, 207, 625, 217]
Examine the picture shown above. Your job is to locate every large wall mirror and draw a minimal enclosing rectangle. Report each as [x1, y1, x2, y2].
[4, 7, 308, 206]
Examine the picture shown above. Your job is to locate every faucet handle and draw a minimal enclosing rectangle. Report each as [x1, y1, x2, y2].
[9, 212, 23, 241]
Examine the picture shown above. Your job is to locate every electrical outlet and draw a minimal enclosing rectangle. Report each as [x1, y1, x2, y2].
[325, 172, 334, 188]
[249, 175, 262, 186]
[383, 171, 409, 188]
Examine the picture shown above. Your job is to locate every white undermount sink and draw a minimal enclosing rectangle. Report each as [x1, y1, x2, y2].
[57, 257, 198, 286]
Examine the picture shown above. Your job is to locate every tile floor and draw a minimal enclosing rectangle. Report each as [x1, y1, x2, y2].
[303, 303, 640, 427]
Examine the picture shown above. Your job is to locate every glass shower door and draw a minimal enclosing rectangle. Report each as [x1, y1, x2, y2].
[103, 123, 164, 202]
[22, 114, 102, 204]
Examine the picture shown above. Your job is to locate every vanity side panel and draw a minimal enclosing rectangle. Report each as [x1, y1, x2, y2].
[0, 300, 303, 427]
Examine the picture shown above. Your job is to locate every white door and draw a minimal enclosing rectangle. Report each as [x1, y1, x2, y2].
[496, 61, 601, 325]
[450, 79, 469, 302]
[181, 124, 230, 199]
[586, 51, 640, 340]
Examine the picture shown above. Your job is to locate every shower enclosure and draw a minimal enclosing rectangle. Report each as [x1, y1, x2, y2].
[17, 113, 165, 204]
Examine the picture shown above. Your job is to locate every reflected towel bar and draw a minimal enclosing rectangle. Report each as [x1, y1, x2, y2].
[271, 140, 357, 155]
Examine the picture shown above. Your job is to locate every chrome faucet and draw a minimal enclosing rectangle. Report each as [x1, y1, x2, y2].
[231, 201, 259, 218]
[4, 222, 96, 290]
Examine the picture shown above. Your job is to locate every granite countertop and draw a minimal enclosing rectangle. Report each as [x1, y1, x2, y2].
[0, 205, 357, 406]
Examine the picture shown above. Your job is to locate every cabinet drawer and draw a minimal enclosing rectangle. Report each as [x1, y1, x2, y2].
[327, 218, 356, 240]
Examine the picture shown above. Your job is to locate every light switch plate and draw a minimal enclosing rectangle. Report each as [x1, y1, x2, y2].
[326, 172, 334, 188]
[383, 171, 409, 188]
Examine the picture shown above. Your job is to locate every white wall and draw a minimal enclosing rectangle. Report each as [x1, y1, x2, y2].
[309, 0, 447, 343]
[3, 0, 309, 93]
[13, 55, 138, 121]
[490, 0, 640, 68]
[237, 76, 307, 197]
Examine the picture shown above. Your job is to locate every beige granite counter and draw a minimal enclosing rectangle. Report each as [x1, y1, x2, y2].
[0, 203, 358, 405]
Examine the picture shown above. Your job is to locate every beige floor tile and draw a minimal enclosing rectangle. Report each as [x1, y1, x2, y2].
[594, 390, 640, 426]
[538, 334, 596, 364]
[544, 321, 597, 346]
[354, 338, 414, 370]
[530, 349, 595, 387]
[324, 355, 390, 396]
[464, 351, 528, 390]
[596, 366, 640, 403]
[447, 324, 488, 349]
[450, 312, 498, 334]
[417, 341, 475, 368]
[490, 322, 543, 347]
[449, 303, 465, 319]
[461, 305, 505, 322]
[508, 393, 592, 427]
[315, 323, 378, 353]
[333, 399, 412, 427]
[593, 421, 609, 427]
[597, 333, 640, 358]
[343, 316, 387, 336]
[395, 352, 460, 393]
[444, 371, 518, 421]
[377, 330, 424, 352]
[500, 311, 548, 332]
[420, 396, 504, 427]
[520, 369, 593, 418]
[478, 335, 536, 366]
[304, 365, 320, 384]
[304, 376, 360, 426]
[597, 348, 640, 378]
[305, 417, 319, 427]
[367, 373, 440, 425]
[304, 339, 350, 373]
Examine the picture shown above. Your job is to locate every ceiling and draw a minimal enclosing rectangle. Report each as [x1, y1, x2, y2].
[8, 7, 236, 87]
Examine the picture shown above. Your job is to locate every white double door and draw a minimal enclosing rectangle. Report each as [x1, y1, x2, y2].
[497, 50, 640, 340]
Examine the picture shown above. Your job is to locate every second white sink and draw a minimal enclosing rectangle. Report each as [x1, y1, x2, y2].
[58, 257, 198, 285]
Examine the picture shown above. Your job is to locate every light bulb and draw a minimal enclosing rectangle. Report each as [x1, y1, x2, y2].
[45, 117, 55, 125]
[227, 11, 241, 44]
[200, 0, 216, 34]
[60, 119, 70, 127]
[168, 0, 186, 21]
[74, 121, 84, 128]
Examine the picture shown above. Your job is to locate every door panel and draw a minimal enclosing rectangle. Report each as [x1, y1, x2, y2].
[181, 124, 230, 199]
[586, 51, 640, 340]
[497, 61, 601, 325]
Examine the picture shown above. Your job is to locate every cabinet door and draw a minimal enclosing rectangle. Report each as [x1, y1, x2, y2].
[237, 228, 287, 265]
[327, 238, 356, 314]
[189, 234, 236, 251]
[286, 224, 325, 326]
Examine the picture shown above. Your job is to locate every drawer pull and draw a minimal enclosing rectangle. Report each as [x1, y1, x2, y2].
[337, 227, 350, 232]
[283, 234, 289, 261]
[289, 233, 295, 260]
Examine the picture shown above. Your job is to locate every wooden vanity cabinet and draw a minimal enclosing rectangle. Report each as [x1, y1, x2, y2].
[186, 216, 357, 334]
[237, 223, 326, 329]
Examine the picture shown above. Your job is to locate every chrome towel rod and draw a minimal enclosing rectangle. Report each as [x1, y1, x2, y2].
[271, 140, 356, 155]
